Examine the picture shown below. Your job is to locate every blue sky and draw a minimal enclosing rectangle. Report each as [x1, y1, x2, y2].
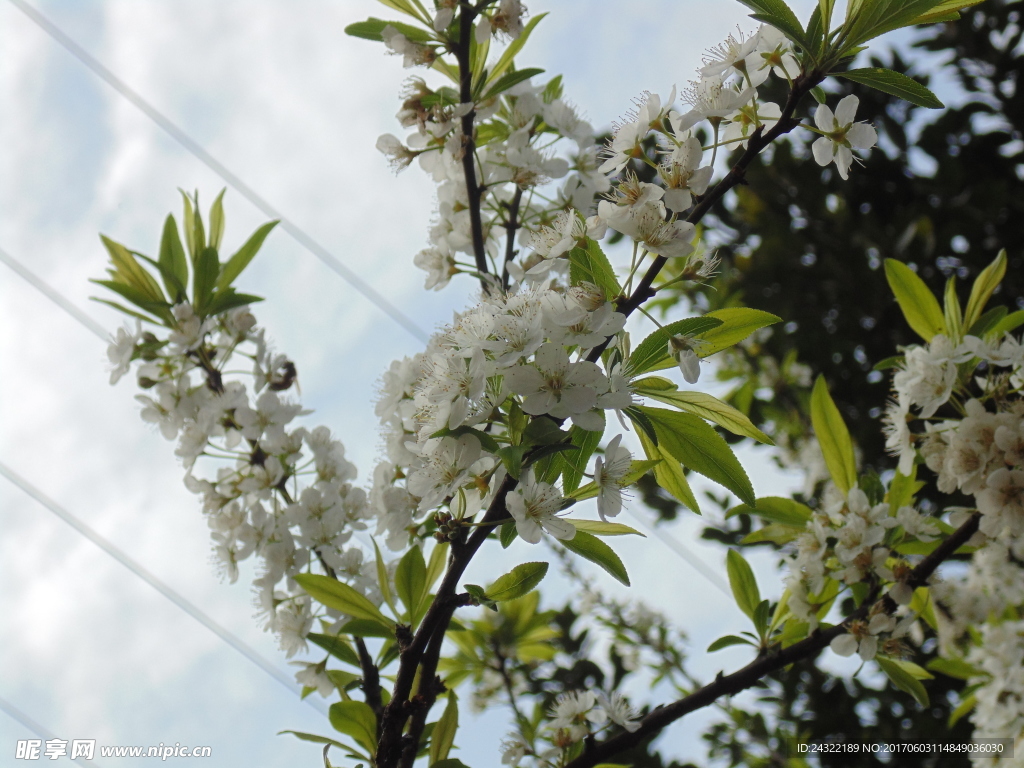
[0, 1, 835, 765]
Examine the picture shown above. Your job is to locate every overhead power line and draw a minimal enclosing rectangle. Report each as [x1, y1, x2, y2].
[625, 507, 732, 596]
[7, 0, 429, 344]
[0, 693, 104, 768]
[0, 460, 329, 718]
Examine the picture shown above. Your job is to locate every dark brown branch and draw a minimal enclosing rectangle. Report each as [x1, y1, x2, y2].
[452, 4, 490, 290]
[355, 638, 383, 720]
[564, 512, 981, 768]
[501, 187, 525, 291]
[376, 476, 517, 768]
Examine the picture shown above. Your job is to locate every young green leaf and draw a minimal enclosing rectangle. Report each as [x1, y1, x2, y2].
[344, 17, 434, 42]
[329, 700, 378, 756]
[499, 520, 518, 549]
[425, 541, 449, 590]
[837, 68, 943, 108]
[637, 429, 701, 514]
[216, 220, 279, 292]
[884, 258, 946, 341]
[948, 693, 977, 729]
[707, 634, 758, 652]
[294, 573, 394, 628]
[485, 562, 549, 602]
[485, 13, 547, 85]
[192, 247, 219, 315]
[482, 67, 545, 101]
[395, 545, 428, 621]
[158, 215, 189, 300]
[640, 389, 773, 444]
[628, 316, 723, 376]
[567, 240, 621, 299]
[564, 519, 645, 537]
[639, 407, 756, 506]
[963, 249, 1007, 331]
[726, 496, 813, 526]
[726, 549, 761, 620]
[989, 309, 1024, 338]
[558, 421, 604, 494]
[307, 632, 361, 667]
[429, 692, 459, 765]
[373, 540, 398, 617]
[208, 188, 227, 251]
[697, 308, 782, 358]
[877, 656, 930, 707]
[562, 530, 630, 586]
[810, 376, 858, 495]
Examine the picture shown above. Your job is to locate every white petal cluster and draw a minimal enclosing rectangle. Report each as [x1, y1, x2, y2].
[376, 64, 606, 292]
[108, 303, 376, 659]
[783, 487, 937, 633]
[369, 284, 638, 546]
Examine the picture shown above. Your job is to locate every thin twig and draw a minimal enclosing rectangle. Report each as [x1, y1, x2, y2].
[501, 187, 525, 290]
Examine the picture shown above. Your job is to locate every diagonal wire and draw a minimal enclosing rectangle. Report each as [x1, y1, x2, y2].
[0, 247, 108, 341]
[6, 0, 429, 345]
[625, 507, 732, 596]
[0, 694, 105, 768]
[0, 460, 329, 718]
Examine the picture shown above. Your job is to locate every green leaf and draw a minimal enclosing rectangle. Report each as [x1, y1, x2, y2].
[963, 250, 1007, 331]
[344, 17, 434, 43]
[562, 530, 630, 586]
[726, 549, 761, 620]
[395, 546, 428, 621]
[741, 523, 803, 545]
[697, 308, 782, 358]
[485, 13, 547, 86]
[872, 354, 904, 371]
[818, 0, 837, 29]
[523, 417, 568, 446]
[641, 389, 773, 444]
[837, 68, 943, 108]
[624, 406, 658, 446]
[133, 252, 187, 306]
[884, 259, 946, 341]
[639, 407, 755, 506]
[373, 540, 398, 617]
[429, 692, 459, 765]
[158, 215, 189, 300]
[926, 656, 981, 681]
[564, 519, 645, 537]
[943, 277, 962, 341]
[208, 188, 226, 250]
[990, 309, 1024, 338]
[948, 693, 977, 728]
[628, 316, 723, 376]
[91, 279, 172, 323]
[631, 376, 677, 393]
[432, 761, 472, 768]
[307, 632, 361, 667]
[294, 574, 394, 629]
[485, 562, 549, 601]
[638, 429, 700, 514]
[886, 465, 919, 511]
[192, 247, 219, 314]
[727, 496, 813, 526]
[558, 421, 604, 494]
[619, 458, 662, 486]
[180, 190, 197, 260]
[204, 290, 264, 316]
[499, 521, 517, 549]
[329, 700, 378, 756]
[90, 297, 164, 325]
[100, 235, 166, 303]
[736, 0, 810, 48]
[482, 67, 545, 100]
[877, 656, 929, 707]
[216, 220, 279, 291]
[425, 541, 448, 590]
[430, 425, 500, 453]
[707, 634, 758, 652]
[278, 731, 346, 750]
[969, 306, 1008, 338]
[567, 240, 621, 300]
[495, 446, 526, 480]
[810, 376, 857, 495]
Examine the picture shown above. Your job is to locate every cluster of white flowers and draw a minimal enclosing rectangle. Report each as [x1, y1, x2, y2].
[108, 304, 379, 662]
[782, 486, 938, 647]
[370, 282, 638, 548]
[967, 620, 1024, 763]
[376, 6, 611, 292]
[883, 331, 1024, 540]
